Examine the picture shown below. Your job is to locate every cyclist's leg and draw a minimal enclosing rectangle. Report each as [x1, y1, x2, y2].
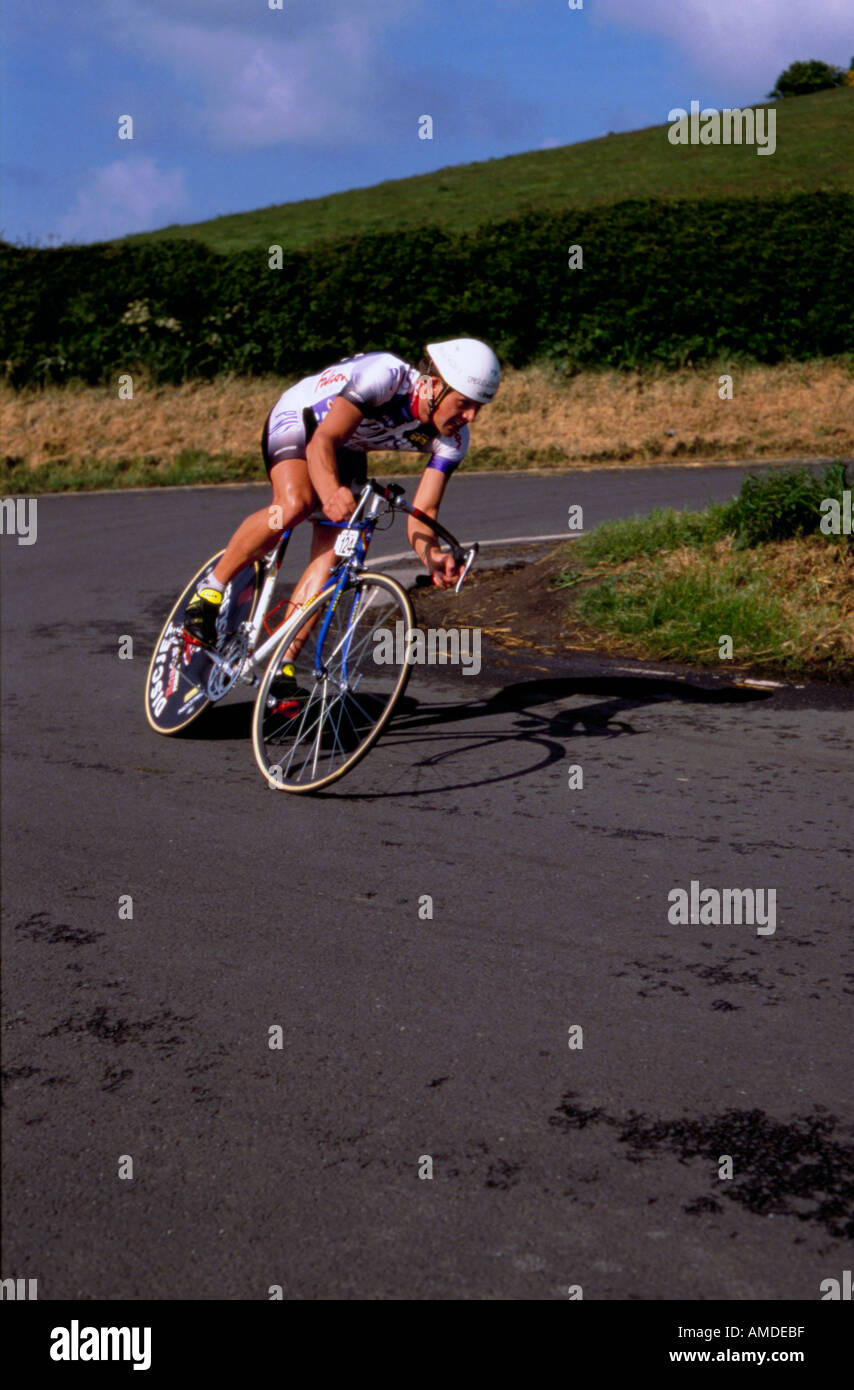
[206, 406, 315, 588]
[211, 456, 315, 587]
[290, 521, 338, 608]
[183, 406, 318, 646]
[275, 522, 339, 665]
[277, 450, 367, 662]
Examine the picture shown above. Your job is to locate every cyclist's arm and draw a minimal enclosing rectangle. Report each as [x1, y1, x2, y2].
[306, 397, 363, 516]
[408, 467, 459, 589]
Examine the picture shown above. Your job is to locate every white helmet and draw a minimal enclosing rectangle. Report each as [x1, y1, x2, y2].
[426, 338, 501, 403]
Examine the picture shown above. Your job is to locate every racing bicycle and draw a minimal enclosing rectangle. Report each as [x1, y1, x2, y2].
[144, 479, 478, 792]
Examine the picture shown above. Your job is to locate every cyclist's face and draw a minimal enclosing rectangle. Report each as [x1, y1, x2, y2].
[432, 385, 482, 434]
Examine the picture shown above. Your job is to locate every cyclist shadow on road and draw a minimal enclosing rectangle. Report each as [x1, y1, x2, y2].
[188, 671, 768, 797]
[383, 673, 770, 789]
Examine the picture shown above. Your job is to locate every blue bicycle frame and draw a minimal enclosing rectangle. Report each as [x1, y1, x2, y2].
[307, 517, 378, 683]
[240, 477, 388, 685]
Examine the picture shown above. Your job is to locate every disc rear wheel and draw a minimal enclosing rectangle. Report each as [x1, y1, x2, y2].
[145, 552, 260, 735]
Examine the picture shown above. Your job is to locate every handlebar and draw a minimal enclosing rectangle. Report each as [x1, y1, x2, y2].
[362, 478, 479, 595]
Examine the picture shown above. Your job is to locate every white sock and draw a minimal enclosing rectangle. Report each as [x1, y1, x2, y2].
[199, 576, 225, 596]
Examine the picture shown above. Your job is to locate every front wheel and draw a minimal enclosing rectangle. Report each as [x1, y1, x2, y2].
[252, 572, 414, 792]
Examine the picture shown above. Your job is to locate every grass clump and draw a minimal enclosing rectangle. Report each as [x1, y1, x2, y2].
[551, 462, 853, 679]
[718, 460, 849, 546]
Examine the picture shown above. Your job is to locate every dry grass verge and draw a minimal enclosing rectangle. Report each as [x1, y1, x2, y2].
[2, 362, 852, 489]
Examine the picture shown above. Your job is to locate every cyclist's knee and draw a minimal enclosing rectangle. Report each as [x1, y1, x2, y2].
[269, 483, 314, 526]
[267, 459, 315, 522]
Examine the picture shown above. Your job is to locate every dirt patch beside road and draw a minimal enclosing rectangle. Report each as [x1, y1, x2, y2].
[410, 543, 595, 661]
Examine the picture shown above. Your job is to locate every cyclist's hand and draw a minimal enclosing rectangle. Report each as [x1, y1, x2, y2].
[427, 548, 459, 590]
[321, 486, 355, 523]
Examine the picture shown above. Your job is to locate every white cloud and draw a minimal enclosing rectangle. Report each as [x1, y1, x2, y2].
[57, 157, 188, 243]
[118, 8, 447, 152]
[94, 4, 537, 153]
[598, 0, 852, 87]
[8, 0, 430, 149]
[10, 0, 539, 158]
[140, 17, 377, 149]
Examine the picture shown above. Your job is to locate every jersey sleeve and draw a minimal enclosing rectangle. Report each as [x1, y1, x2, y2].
[338, 355, 407, 412]
[426, 425, 469, 476]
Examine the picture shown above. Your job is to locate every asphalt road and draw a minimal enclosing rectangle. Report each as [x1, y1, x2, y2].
[2, 465, 852, 1300]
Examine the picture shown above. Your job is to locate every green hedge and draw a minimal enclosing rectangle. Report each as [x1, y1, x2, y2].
[1, 193, 852, 386]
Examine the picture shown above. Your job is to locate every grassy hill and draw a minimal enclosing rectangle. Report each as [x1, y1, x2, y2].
[123, 88, 854, 254]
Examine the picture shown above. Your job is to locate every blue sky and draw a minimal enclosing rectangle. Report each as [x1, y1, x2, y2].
[1, 0, 850, 245]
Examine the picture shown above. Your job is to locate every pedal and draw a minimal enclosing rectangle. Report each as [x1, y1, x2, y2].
[181, 627, 216, 654]
[268, 698, 301, 718]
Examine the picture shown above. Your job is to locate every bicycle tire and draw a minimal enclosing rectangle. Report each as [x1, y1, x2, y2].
[252, 571, 414, 792]
[145, 550, 261, 735]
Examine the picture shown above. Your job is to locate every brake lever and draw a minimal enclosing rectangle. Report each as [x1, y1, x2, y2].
[454, 544, 478, 594]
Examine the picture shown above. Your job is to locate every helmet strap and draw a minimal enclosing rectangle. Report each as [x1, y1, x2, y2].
[424, 363, 452, 422]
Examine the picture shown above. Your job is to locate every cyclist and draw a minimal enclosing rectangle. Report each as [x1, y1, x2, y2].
[182, 338, 501, 647]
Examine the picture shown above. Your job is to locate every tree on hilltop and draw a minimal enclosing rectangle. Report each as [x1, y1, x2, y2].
[767, 59, 846, 98]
